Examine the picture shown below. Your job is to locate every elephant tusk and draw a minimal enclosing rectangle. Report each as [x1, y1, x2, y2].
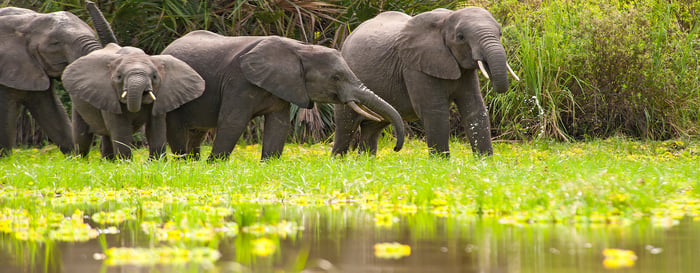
[358, 104, 384, 122]
[121, 91, 127, 98]
[477, 60, 490, 80]
[507, 62, 520, 81]
[148, 91, 157, 101]
[348, 101, 382, 122]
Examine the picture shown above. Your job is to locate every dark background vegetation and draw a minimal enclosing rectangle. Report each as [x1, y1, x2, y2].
[5, 0, 700, 149]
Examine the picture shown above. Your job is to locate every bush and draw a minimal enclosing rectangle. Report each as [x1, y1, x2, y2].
[484, 0, 700, 140]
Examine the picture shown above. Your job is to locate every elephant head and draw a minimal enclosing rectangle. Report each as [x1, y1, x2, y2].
[397, 7, 519, 93]
[239, 37, 405, 151]
[0, 8, 104, 91]
[62, 44, 205, 115]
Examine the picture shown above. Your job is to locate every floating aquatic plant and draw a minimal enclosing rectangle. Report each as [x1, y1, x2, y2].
[602, 248, 637, 269]
[241, 221, 303, 238]
[374, 242, 411, 259]
[374, 213, 398, 228]
[103, 246, 221, 266]
[250, 238, 277, 257]
[91, 208, 135, 225]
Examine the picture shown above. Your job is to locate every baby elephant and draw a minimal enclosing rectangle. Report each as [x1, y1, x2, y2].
[62, 44, 205, 159]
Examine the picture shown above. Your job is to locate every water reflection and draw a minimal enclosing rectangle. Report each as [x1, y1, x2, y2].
[1, 206, 699, 273]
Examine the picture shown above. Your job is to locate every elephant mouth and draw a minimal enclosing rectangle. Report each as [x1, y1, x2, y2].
[347, 101, 383, 122]
[45, 61, 69, 77]
[476, 60, 520, 81]
[120, 89, 157, 102]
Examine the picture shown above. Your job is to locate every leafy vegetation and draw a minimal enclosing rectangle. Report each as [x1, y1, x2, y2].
[483, 0, 700, 140]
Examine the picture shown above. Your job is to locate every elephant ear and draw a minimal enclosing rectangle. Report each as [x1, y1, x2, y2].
[397, 9, 461, 80]
[149, 55, 205, 115]
[239, 37, 313, 109]
[0, 22, 50, 91]
[62, 45, 122, 114]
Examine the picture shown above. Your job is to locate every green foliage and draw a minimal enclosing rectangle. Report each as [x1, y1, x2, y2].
[481, 0, 700, 140]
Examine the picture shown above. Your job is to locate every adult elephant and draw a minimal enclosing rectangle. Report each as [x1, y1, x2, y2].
[333, 7, 519, 157]
[0, 6, 113, 157]
[162, 30, 405, 161]
[62, 44, 205, 160]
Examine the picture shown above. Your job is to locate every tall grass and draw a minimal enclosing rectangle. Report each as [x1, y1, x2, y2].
[485, 0, 700, 140]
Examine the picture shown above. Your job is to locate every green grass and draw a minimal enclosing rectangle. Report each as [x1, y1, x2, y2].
[490, 0, 700, 140]
[2, 138, 698, 219]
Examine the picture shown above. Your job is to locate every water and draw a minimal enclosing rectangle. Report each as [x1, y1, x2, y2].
[1, 207, 698, 273]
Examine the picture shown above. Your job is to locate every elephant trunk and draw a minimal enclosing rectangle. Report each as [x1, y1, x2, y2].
[72, 35, 103, 61]
[85, 0, 118, 45]
[480, 38, 510, 93]
[351, 85, 405, 152]
[124, 73, 150, 112]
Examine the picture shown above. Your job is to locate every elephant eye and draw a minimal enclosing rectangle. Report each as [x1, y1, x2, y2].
[116, 74, 122, 80]
[152, 74, 158, 80]
[331, 74, 341, 81]
[456, 33, 465, 41]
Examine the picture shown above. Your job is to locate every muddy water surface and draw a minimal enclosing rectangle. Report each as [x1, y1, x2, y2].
[1, 207, 698, 273]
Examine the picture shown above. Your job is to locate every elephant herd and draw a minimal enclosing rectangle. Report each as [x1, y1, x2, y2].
[0, 4, 520, 161]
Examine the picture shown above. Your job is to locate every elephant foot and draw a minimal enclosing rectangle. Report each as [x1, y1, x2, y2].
[206, 154, 228, 163]
[429, 149, 450, 158]
[58, 145, 74, 155]
[472, 150, 493, 157]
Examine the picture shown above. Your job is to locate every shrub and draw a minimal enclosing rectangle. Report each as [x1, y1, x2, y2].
[484, 0, 700, 140]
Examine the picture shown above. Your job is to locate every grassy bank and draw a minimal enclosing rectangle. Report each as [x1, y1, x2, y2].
[1, 139, 698, 221]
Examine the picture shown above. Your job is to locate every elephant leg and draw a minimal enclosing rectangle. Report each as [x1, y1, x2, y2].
[166, 114, 189, 158]
[421, 108, 451, 157]
[455, 71, 493, 156]
[261, 107, 291, 160]
[332, 104, 362, 156]
[185, 129, 207, 161]
[357, 121, 390, 155]
[24, 91, 73, 155]
[208, 118, 249, 162]
[110, 135, 133, 160]
[103, 114, 133, 160]
[72, 108, 93, 157]
[145, 115, 167, 160]
[0, 92, 20, 157]
[404, 70, 451, 157]
[100, 135, 115, 160]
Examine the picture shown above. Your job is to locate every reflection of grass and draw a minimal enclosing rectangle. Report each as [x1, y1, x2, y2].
[0, 138, 699, 267]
